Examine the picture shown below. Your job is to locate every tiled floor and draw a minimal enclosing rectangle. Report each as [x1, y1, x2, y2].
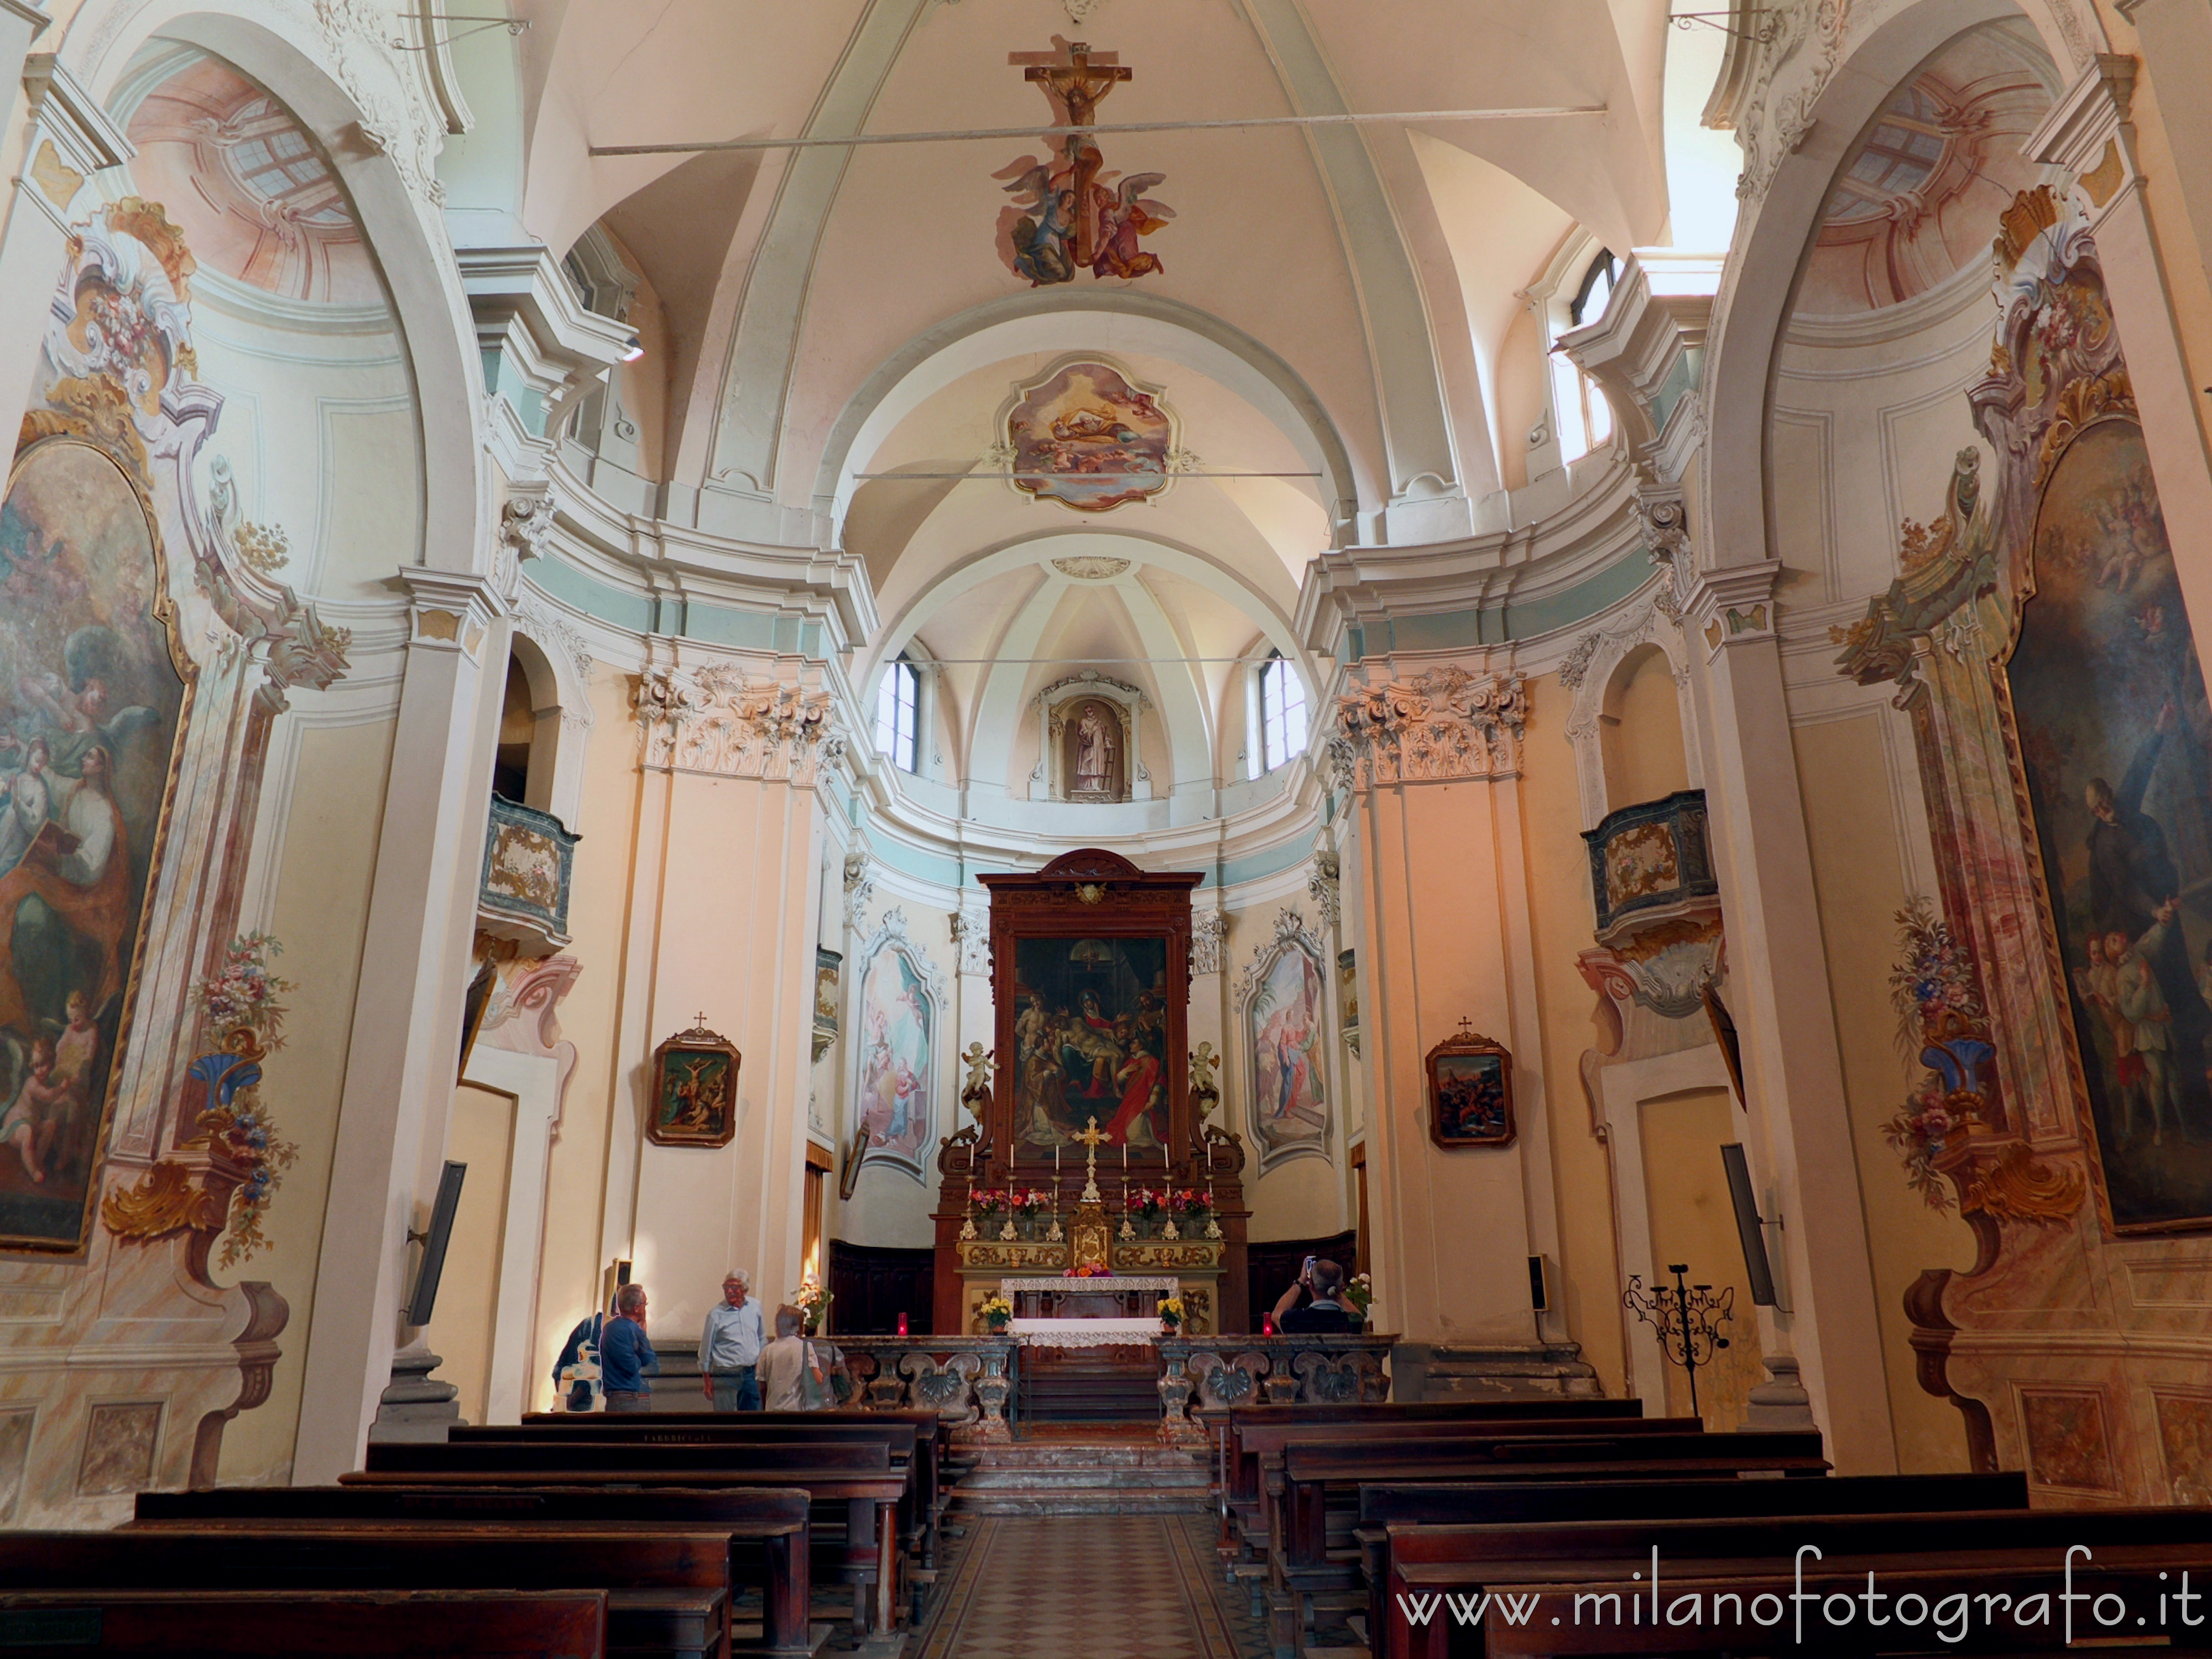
[910, 1513, 1270, 1659]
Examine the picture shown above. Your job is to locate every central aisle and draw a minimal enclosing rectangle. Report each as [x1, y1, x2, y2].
[910, 1514, 1269, 1659]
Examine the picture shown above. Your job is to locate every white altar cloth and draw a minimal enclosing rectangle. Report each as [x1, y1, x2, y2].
[1009, 1317, 1163, 1348]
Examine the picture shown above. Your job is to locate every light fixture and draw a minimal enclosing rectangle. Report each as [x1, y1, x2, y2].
[619, 335, 644, 363]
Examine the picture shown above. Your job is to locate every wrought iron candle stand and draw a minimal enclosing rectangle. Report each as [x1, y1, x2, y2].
[1623, 1262, 1733, 1418]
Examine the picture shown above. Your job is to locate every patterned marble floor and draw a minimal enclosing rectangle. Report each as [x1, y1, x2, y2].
[909, 1513, 1271, 1659]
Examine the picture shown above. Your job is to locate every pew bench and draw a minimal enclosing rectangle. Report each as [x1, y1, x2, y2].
[0, 1530, 725, 1659]
[338, 1443, 909, 1639]
[1355, 1470, 2030, 1659]
[136, 1484, 819, 1656]
[1265, 1430, 1828, 1659]
[0, 1588, 606, 1658]
[1480, 1538, 2212, 1657]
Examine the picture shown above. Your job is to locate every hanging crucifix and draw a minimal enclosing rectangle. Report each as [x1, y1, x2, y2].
[1000, 43, 1172, 286]
[1025, 44, 1130, 269]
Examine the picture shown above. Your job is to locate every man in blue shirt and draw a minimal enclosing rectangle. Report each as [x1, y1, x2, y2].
[700, 1269, 767, 1411]
[599, 1283, 658, 1412]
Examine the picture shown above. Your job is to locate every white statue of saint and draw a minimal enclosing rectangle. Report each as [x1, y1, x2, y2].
[1073, 705, 1117, 795]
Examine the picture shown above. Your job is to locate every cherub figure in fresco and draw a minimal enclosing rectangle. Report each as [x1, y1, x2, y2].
[1, 1038, 66, 1184]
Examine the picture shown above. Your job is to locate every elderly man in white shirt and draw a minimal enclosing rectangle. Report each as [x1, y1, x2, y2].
[699, 1269, 767, 1410]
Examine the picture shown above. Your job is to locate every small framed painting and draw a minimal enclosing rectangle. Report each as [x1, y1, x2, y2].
[1426, 1023, 1515, 1149]
[646, 1023, 740, 1148]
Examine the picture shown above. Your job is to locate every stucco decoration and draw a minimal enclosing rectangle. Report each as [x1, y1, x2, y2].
[1334, 667, 1527, 788]
[1238, 909, 1330, 1171]
[635, 666, 834, 784]
[850, 908, 946, 1181]
[314, 0, 448, 207]
[1190, 907, 1227, 975]
[950, 900, 992, 977]
[1307, 851, 1340, 932]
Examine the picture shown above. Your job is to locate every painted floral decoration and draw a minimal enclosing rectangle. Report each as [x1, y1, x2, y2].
[1880, 896, 1991, 1211]
[190, 933, 300, 1266]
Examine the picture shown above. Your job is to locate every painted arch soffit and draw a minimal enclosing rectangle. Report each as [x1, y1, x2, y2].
[848, 905, 947, 1183]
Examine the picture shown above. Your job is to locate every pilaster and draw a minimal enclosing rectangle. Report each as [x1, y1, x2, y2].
[294, 572, 507, 1481]
[1678, 559, 1897, 1472]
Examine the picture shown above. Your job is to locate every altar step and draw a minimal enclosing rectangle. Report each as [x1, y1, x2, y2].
[1022, 1371, 1161, 1424]
[950, 1440, 1211, 1516]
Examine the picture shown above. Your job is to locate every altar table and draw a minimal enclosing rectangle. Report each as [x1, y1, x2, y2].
[1007, 1317, 1165, 1348]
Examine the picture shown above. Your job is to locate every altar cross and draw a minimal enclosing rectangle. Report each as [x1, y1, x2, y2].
[1072, 1114, 1108, 1202]
[1022, 43, 1131, 268]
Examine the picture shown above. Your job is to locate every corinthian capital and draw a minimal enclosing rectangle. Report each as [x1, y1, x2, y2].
[635, 664, 836, 784]
[1333, 667, 1527, 789]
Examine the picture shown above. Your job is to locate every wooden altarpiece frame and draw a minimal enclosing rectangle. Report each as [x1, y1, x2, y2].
[979, 848, 1201, 1169]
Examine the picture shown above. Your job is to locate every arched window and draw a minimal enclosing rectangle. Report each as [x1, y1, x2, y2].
[1552, 249, 1619, 461]
[1258, 653, 1308, 774]
[875, 658, 921, 773]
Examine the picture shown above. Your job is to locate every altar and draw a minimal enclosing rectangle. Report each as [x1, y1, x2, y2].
[931, 849, 1252, 1338]
[1003, 1275, 1180, 1348]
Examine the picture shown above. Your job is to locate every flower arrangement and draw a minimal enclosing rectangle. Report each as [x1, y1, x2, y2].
[1879, 896, 1991, 1212]
[971, 1188, 1008, 1216]
[191, 935, 300, 1268]
[791, 1276, 833, 1332]
[1124, 1186, 1162, 1219]
[1342, 1272, 1374, 1315]
[1157, 1295, 1184, 1329]
[1062, 1263, 1113, 1278]
[978, 1293, 1014, 1329]
[1011, 1187, 1051, 1219]
[1170, 1187, 1211, 1218]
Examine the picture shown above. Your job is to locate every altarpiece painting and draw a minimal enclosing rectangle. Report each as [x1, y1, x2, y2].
[1839, 190, 2212, 1237]
[1012, 933, 1168, 1149]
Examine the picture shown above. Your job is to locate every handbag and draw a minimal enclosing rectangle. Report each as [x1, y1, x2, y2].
[797, 1340, 833, 1411]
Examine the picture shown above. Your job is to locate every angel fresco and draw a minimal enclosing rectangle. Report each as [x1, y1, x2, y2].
[998, 45, 1172, 289]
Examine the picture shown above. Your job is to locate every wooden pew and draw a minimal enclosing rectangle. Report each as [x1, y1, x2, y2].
[137, 1485, 815, 1656]
[1225, 1412, 1693, 1568]
[1267, 1430, 1828, 1659]
[342, 1441, 909, 1638]
[471, 1411, 945, 1568]
[1357, 1471, 2028, 1659]
[1211, 1401, 1648, 1528]
[1480, 1534, 2212, 1657]
[0, 1530, 722, 1659]
[0, 1589, 604, 1657]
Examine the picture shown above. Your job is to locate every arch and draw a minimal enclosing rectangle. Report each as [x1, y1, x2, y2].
[1701, 0, 2079, 576]
[1561, 591, 1700, 830]
[811, 290, 1366, 549]
[69, 3, 488, 580]
[501, 622, 593, 830]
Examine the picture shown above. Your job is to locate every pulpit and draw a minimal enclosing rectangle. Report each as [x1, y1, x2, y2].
[932, 849, 1250, 1335]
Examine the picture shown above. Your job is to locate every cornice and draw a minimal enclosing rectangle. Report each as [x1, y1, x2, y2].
[2028, 55, 2141, 228]
[22, 52, 133, 184]
[1295, 451, 1643, 654]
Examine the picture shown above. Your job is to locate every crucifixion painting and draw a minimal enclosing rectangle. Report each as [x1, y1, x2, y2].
[997, 43, 1173, 286]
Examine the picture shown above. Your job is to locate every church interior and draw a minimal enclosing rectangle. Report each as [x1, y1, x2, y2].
[1, 0, 2211, 1651]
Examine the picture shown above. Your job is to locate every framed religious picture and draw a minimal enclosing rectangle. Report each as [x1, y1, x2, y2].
[1426, 1022, 1515, 1149]
[646, 1022, 739, 1148]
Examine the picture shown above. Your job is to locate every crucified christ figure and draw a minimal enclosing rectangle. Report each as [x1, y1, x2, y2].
[1026, 44, 1131, 268]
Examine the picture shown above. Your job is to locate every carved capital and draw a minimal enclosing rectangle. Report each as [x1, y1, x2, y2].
[636, 664, 836, 784]
[1334, 667, 1526, 789]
